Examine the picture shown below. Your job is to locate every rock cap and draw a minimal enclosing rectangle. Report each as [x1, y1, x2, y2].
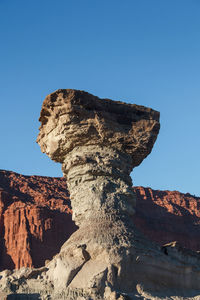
[37, 89, 160, 167]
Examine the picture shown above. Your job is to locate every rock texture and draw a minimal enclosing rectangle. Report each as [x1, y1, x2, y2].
[1, 90, 200, 299]
[37, 89, 159, 224]
[134, 186, 200, 251]
[0, 170, 200, 272]
[0, 170, 77, 270]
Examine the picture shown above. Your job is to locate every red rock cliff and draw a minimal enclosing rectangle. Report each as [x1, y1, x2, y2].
[0, 170, 77, 270]
[0, 170, 199, 270]
[134, 186, 200, 251]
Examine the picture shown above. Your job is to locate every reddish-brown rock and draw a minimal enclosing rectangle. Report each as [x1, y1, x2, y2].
[0, 169, 77, 270]
[134, 186, 200, 251]
[0, 169, 199, 271]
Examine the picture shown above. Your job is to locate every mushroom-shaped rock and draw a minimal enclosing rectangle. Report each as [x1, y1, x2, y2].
[37, 89, 160, 225]
[36, 90, 160, 296]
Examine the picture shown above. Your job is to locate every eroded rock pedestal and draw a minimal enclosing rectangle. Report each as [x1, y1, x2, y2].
[1, 90, 200, 299]
[36, 89, 160, 295]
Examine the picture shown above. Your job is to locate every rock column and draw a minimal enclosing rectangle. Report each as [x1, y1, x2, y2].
[62, 144, 136, 225]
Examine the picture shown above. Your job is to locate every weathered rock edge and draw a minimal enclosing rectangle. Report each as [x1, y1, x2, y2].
[1, 90, 200, 300]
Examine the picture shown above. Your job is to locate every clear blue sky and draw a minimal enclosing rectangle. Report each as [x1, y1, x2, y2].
[0, 0, 200, 195]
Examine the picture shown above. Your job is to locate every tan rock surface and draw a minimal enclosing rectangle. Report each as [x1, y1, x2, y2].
[37, 89, 160, 167]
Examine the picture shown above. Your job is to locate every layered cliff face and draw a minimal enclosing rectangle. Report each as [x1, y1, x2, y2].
[0, 170, 77, 270]
[0, 170, 200, 272]
[134, 186, 200, 251]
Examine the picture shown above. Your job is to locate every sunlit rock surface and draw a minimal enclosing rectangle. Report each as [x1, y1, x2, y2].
[0, 170, 77, 270]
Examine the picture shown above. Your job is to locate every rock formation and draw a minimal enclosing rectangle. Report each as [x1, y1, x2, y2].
[1, 90, 200, 299]
[0, 170, 200, 272]
[37, 89, 160, 223]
